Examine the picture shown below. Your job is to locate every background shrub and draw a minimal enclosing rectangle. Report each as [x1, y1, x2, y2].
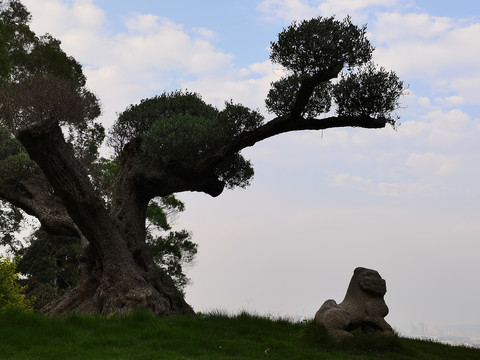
[0, 255, 35, 311]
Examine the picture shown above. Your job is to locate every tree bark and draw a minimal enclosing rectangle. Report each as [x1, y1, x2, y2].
[16, 123, 194, 316]
[0, 174, 78, 237]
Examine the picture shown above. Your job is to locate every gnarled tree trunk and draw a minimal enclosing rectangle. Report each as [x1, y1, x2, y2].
[17, 124, 194, 316]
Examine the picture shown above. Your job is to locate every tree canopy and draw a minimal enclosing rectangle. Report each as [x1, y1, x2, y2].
[0, 0, 405, 316]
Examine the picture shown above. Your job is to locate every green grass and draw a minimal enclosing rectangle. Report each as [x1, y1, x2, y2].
[0, 310, 479, 360]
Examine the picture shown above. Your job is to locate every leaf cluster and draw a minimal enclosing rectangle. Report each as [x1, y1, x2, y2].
[147, 229, 197, 292]
[147, 196, 185, 232]
[144, 113, 221, 163]
[0, 75, 100, 134]
[0, 124, 36, 182]
[66, 121, 106, 168]
[145, 197, 197, 291]
[0, 0, 101, 138]
[16, 230, 81, 309]
[270, 16, 372, 76]
[0, 202, 24, 252]
[0, 0, 102, 186]
[0, 255, 35, 311]
[267, 16, 405, 123]
[333, 63, 405, 123]
[111, 91, 263, 189]
[88, 157, 120, 204]
[0, 0, 84, 85]
[108, 90, 218, 156]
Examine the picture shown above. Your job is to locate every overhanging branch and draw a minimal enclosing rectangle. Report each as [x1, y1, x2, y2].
[195, 114, 387, 172]
[0, 176, 78, 237]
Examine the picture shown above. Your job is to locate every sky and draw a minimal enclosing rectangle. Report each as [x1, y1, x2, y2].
[19, 0, 480, 334]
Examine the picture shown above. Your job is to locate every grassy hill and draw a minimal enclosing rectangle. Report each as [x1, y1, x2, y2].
[1, 310, 479, 360]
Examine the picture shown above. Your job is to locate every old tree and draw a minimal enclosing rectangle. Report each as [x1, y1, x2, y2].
[0, 1, 404, 315]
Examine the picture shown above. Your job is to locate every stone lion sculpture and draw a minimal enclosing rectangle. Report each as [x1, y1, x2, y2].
[314, 267, 393, 340]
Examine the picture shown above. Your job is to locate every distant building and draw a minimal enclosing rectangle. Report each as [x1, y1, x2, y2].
[408, 323, 480, 348]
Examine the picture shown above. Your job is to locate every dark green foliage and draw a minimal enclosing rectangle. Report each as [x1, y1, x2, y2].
[0, 151, 36, 181]
[0, 0, 35, 83]
[267, 16, 404, 123]
[0, 124, 32, 253]
[66, 121, 106, 168]
[111, 91, 261, 189]
[143, 113, 222, 162]
[219, 101, 264, 137]
[112, 91, 265, 160]
[333, 63, 405, 124]
[16, 230, 81, 310]
[214, 153, 254, 189]
[266, 74, 333, 117]
[146, 230, 197, 292]
[0, 124, 22, 158]
[109, 90, 219, 155]
[146, 201, 172, 231]
[0, 0, 84, 85]
[0, 1, 100, 134]
[0, 75, 101, 133]
[270, 16, 373, 76]
[147, 195, 185, 231]
[88, 157, 120, 203]
[146, 197, 197, 291]
[0, 203, 23, 252]
[0, 124, 36, 182]
[24, 34, 85, 85]
[0, 126, 29, 253]
[0, 0, 100, 157]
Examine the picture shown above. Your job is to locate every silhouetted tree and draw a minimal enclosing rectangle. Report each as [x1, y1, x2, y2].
[0, 1, 404, 315]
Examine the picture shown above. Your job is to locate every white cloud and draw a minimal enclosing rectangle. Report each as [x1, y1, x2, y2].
[193, 27, 219, 41]
[327, 172, 435, 198]
[417, 97, 432, 108]
[372, 12, 454, 43]
[316, 0, 397, 18]
[439, 96, 465, 107]
[450, 73, 480, 104]
[258, 0, 396, 23]
[23, 0, 105, 35]
[182, 61, 278, 110]
[107, 15, 234, 76]
[372, 13, 480, 83]
[405, 152, 463, 176]
[257, 0, 314, 23]
[329, 172, 372, 187]
[420, 109, 476, 147]
[124, 13, 172, 34]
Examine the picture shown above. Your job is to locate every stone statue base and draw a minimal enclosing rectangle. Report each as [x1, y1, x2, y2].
[314, 267, 393, 340]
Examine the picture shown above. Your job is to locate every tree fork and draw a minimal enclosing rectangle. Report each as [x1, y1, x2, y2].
[17, 124, 194, 316]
